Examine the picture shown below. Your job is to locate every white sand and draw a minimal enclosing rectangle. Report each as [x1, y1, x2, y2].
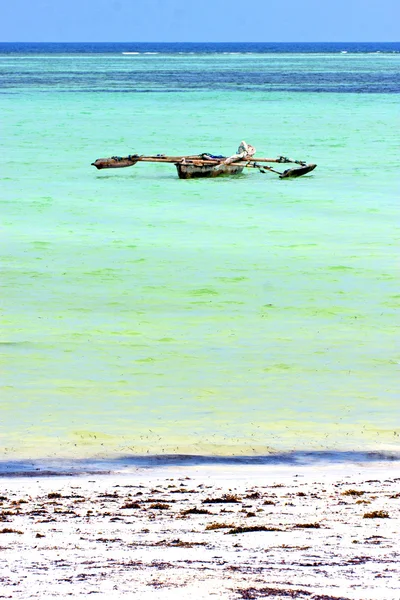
[0, 463, 399, 599]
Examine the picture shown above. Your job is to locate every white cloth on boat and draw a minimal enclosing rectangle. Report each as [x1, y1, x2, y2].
[223, 141, 256, 164]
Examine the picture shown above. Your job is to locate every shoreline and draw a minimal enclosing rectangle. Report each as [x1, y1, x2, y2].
[1, 462, 399, 599]
[1, 449, 400, 478]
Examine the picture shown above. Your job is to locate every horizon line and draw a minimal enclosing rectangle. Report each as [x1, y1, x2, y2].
[1, 40, 399, 44]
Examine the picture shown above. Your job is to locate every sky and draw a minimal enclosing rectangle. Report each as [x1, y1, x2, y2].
[0, 0, 399, 43]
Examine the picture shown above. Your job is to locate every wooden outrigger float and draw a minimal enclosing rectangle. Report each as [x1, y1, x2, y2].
[91, 141, 317, 180]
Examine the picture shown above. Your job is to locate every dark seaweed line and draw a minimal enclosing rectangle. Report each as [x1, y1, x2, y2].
[1, 450, 400, 477]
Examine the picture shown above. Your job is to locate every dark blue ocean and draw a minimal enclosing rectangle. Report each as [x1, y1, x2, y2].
[1, 42, 399, 54]
[1, 42, 399, 94]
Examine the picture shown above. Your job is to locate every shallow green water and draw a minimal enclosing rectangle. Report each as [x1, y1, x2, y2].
[1, 51, 399, 459]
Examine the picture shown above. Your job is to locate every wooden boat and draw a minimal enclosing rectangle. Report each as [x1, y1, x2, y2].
[175, 161, 245, 179]
[91, 142, 317, 180]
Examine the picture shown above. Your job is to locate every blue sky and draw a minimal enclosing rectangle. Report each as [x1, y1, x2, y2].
[1, 0, 398, 42]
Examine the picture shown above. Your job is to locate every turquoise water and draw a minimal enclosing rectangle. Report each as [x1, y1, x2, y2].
[1, 47, 399, 461]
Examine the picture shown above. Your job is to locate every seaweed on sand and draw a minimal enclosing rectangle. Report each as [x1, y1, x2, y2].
[342, 490, 365, 497]
[226, 525, 282, 535]
[203, 494, 241, 504]
[205, 522, 234, 530]
[181, 507, 212, 515]
[0, 528, 23, 534]
[363, 510, 389, 519]
[120, 502, 141, 509]
[148, 503, 170, 510]
[236, 587, 351, 599]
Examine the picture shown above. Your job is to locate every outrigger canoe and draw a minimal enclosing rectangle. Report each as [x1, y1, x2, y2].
[91, 141, 317, 180]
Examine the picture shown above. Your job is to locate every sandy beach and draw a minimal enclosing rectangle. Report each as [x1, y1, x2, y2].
[1, 462, 399, 599]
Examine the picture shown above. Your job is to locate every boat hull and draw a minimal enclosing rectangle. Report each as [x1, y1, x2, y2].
[279, 163, 317, 178]
[175, 162, 244, 179]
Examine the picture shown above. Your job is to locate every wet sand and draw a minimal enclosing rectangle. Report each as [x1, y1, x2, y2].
[0, 463, 399, 599]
